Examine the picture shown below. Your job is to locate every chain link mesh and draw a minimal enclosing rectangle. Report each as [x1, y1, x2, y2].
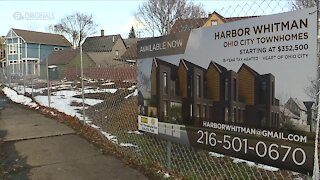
[1, 0, 318, 179]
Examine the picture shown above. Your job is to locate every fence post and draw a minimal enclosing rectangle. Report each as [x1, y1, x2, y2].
[313, 1, 320, 179]
[80, 45, 86, 124]
[23, 76, 26, 95]
[46, 57, 51, 107]
[31, 77, 34, 98]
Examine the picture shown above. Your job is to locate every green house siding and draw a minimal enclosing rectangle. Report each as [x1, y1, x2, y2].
[40, 52, 95, 79]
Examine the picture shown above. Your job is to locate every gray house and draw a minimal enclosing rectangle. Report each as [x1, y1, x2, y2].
[5, 28, 71, 76]
[82, 30, 127, 67]
[284, 97, 316, 132]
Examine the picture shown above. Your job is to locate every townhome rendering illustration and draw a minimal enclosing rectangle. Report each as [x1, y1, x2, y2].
[149, 58, 281, 129]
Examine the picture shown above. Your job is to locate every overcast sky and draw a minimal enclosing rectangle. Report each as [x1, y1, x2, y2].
[0, 0, 291, 38]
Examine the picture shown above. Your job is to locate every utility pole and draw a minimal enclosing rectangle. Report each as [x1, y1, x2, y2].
[80, 44, 86, 124]
[46, 57, 51, 107]
[313, 1, 320, 179]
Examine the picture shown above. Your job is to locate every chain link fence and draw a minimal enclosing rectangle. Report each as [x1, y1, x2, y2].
[1, 0, 319, 179]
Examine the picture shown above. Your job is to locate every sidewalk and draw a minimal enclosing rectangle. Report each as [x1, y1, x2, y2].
[0, 97, 148, 180]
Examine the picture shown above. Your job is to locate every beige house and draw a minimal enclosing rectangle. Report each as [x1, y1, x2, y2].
[170, 12, 257, 34]
[0, 36, 5, 66]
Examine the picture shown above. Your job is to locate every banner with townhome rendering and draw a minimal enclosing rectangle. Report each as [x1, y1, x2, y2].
[137, 7, 318, 175]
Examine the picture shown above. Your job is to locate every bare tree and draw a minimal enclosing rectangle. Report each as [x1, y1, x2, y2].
[135, 0, 206, 36]
[49, 12, 98, 47]
[291, 0, 316, 9]
[305, 77, 317, 101]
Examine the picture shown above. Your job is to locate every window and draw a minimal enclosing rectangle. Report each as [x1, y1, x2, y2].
[233, 108, 237, 123]
[233, 78, 237, 101]
[196, 74, 201, 97]
[172, 80, 176, 96]
[172, 79, 180, 97]
[225, 78, 229, 101]
[170, 102, 182, 122]
[204, 79, 207, 98]
[163, 101, 167, 117]
[196, 104, 201, 118]
[9, 61, 18, 74]
[59, 47, 63, 50]
[208, 106, 213, 120]
[225, 108, 229, 122]
[240, 109, 244, 123]
[237, 108, 241, 123]
[8, 44, 17, 54]
[259, 81, 267, 104]
[211, 20, 218, 26]
[259, 111, 266, 127]
[272, 81, 275, 105]
[203, 106, 207, 119]
[189, 77, 193, 96]
[115, 50, 119, 57]
[174, 79, 180, 96]
[54, 47, 59, 51]
[190, 104, 193, 117]
[163, 72, 168, 94]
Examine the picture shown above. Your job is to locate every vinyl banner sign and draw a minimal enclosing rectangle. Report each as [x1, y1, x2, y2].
[137, 7, 317, 175]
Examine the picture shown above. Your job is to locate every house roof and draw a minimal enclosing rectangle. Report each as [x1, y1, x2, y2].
[12, 28, 71, 46]
[123, 38, 143, 48]
[289, 97, 307, 111]
[208, 61, 228, 74]
[180, 59, 206, 72]
[238, 63, 259, 76]
[121, 43, 137, 60]
[153, 57, 178, 79]
[170, 18, 207, 34]
[224, 16, 258, 23]
[154, 57, 178, 68]
[46, 49, 79, 65]
[83, 34, 124, 52]
[86, 52, 127, 67]
[280, 106, 300, 119]
[170, 12, 258, 34]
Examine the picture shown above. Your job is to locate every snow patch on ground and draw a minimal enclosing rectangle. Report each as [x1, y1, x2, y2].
[35, 90, 103, 119]
[209, 152, 224, 158]
[163, 173, 170, 178]
[127, 85, 136, 91]
[120, 143, 138, 148]
[125, 89, 138, 99]
[3, 87, 38, 108]
[101, 82, 115, 86]
[84, 88, 117, 94]
[127, 130, 143, 135]
[89, 124, 101, 129]
[14, 86, 47, 94]
[101, 131, 118, 143]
